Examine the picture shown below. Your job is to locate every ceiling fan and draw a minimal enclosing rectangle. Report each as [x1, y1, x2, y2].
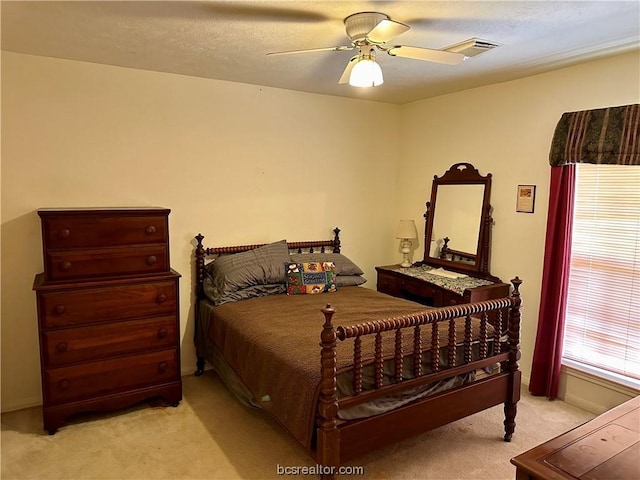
[267, 12, 467, 87]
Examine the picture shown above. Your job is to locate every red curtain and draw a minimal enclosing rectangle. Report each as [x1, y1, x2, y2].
[529, 165, 575, 398]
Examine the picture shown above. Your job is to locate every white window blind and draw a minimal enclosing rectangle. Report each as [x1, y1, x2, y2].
[563, 164, 640, 385]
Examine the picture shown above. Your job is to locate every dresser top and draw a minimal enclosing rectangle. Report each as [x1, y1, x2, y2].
[38, 207, 170, 217]
[377, 264, 496, 295]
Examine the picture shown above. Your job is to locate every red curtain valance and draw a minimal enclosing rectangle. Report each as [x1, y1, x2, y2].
[549, 104, 639, 166]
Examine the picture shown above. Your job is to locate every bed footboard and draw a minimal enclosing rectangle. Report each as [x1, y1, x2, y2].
[317, 277, 522, 476]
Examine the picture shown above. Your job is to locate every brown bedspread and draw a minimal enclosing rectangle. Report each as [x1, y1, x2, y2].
[202, 287, 490, 450]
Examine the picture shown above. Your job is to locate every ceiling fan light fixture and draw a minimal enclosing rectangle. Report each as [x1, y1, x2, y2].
[349, 59, 383, 87]
[349, 50, 383, 87]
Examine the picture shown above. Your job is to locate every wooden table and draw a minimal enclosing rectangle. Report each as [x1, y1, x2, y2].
[511, 395, 639, 479]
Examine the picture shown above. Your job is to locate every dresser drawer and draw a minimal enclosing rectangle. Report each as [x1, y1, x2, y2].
[43, 316, 178, 366]
[397, 277, 443, 305]
[440, 290, 465, 306]
[44, 245, 168, 281]
[377, 273, 401, 296]
[39, 280, 177, 328]
[44, 349, 179, 404]
[41, 214, 168, 250]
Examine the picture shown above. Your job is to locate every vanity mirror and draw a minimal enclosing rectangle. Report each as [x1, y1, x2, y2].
[376, 162, 507, 309]
[419, 162, 497, 281]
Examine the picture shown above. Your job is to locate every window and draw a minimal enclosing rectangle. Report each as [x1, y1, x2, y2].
[563, 164, 640, 387]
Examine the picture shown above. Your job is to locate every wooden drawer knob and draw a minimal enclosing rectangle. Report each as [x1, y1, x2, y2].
[145, 225, 156, 235]
[156, 293, 167, 304]
[58, 379, 70, 390]
[56, 342, 68, 353]
[146, 255, 157, 265]
[54, 304, 66, 315]
[60, 261, 72, 270]
[157, 328, 168, 339]
[58, 228, 71, 239]
[157, 361, 168, 374]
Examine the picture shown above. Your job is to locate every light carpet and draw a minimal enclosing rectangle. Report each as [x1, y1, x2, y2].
[2, 373, 595, 479]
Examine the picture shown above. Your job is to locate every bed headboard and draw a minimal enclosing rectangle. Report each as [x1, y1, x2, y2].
[194, 227, 342, 300]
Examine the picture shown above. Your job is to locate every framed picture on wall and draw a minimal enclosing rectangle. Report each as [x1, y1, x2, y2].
[516, 185, 536, 213]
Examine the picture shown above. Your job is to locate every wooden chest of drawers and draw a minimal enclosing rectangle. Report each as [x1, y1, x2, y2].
[33, 208, 182, 434]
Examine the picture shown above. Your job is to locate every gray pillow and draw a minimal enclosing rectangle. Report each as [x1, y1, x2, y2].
[212, 284, 286, 305]
[204, 240, 290, 305]
[289, 253, 364, 276]
[335, 275, 367, 287]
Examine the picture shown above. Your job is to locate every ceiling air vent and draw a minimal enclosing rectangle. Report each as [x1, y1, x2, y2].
[443, 38, 501, 58]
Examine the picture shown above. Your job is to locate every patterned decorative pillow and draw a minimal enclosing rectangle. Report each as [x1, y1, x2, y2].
[285, 261, 337, 295]
[289, 252, 364, 276]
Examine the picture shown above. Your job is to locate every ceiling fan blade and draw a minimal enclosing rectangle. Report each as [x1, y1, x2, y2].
[338, 56, 358, 84]
[367, 19, 410, 43]
[267, 46, 353, 56]
[387, 45, 465, 65]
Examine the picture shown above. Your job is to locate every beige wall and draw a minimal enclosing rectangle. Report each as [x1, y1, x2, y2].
[2, 49, 639, 414]
[398, 50, 640, 411]
[1, 52, 401, 411]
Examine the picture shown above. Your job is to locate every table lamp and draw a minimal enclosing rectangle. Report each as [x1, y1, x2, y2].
[396, 220, 418, 268]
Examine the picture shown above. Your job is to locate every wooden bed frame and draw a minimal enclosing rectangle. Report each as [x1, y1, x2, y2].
[194, 229, 522, 479]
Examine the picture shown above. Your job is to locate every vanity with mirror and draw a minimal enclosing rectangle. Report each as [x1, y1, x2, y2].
[376, 162, 509, 308]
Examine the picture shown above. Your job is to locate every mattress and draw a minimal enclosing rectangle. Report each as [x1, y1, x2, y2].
[195, 287, 496, 449]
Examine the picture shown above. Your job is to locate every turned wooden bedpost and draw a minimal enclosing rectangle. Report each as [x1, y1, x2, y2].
[317, 304, 340, 480]
[195, 234, 205, 298]
[332, 227, 341, 253]
[504, 277, 522, 442]
[194, 234, 206, 376]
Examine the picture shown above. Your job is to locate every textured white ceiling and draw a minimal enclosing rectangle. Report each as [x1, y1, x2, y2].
[2, 1, 639, 104]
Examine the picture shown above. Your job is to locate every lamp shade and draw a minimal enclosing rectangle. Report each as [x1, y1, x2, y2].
[396, 220, 418, 239]
[349, 58, 384, 87]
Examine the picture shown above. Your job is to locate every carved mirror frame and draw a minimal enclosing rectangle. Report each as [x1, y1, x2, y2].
[420, 162, 498, 281]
